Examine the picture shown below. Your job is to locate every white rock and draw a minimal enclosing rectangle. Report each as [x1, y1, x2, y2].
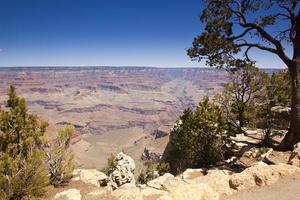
[54, 189, 81, 200]
[110, 152, 136, 188]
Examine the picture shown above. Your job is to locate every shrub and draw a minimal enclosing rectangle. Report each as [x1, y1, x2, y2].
[101, 154, 117, 176]
[137, 161, 170, 184]
[268, 69, 291, 106]
[164, 97, 228, 174]
[0, 86, 49, 199]
[217, 64, 269, 132]
[45, 125, 75, 186]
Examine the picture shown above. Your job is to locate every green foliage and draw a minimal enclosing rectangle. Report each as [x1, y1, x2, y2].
[156, 162, 170, 176]
[138, 161, 170, 184]
[165, 97, 228, 174]
[268, 69, 291, 106]
[0, 86, 49, 200]
[101, 154, 117, 176]
[138, 161, 158, 184]
[45, 125, 75, 186]
[217, 64, 269, 131]
[187, 1, 295, 68]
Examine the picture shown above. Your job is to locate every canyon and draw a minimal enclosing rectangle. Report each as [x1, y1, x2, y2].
[0, 67, 228, 169]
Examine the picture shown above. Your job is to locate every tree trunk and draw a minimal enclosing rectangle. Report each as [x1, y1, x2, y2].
[278, 12, 300, 150]
[279, 61, 300, 150]
[239, 113, 244, 129]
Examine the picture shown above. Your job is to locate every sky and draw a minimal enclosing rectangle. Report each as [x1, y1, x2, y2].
[0, 0, 290, 68]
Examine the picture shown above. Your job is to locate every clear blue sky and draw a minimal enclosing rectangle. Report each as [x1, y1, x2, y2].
[0, 0, 288, 68]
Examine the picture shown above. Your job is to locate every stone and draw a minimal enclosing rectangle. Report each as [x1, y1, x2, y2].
[54, 189, 81, 200]
[288, 142, 300, 167]
[78, 169, 108, 187]
[229, 163, 300, 191]
[182, 168, 205, 182]
[141, 187, 171, 200]
[146, 173, 174, 190]
[197, 169, 233, 196]
[111, 184, 142, 200]
[243, 148, 260, 159]
[162, 177, 219, 200]
[229, 172, 256, 190]
[110, 152, 136, 188]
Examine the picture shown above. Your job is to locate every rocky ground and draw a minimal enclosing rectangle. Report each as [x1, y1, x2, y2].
[44, 131, 300, 200]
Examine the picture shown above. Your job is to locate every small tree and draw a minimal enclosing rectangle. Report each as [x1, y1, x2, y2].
[45, 125, 75, 187]
[188, 0, 300, 150]
[101, 154, 117, 176]
[137, 161, 170, 184]
[217, 64, 269, 131]
[268, 69, 291, 107]
[0, 86, 49, 199]
[164, 97, 228, 174]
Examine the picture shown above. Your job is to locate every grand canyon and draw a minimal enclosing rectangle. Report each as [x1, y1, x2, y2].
[0, 67, 228, 170]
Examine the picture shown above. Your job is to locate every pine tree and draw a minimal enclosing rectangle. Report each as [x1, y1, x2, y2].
[0, 86, 49, 200]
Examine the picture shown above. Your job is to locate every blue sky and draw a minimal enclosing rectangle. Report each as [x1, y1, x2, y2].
[0, 0, 289, 68]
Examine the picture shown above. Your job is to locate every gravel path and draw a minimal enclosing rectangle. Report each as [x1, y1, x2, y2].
[222, 174, 300, 200]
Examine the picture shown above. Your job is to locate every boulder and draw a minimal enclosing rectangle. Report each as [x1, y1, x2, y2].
[161, 177, 219, 200]
[288, 142, 300, 167]
[141, 187, 171, 200]
[76, 169, 108, 187]
[110, 152, 136, 188]
[54, 189, 81, 200]
[146, 173, 174, 190]
[229, 163, 300, 191]
[111, 183, 142, 200]
[202, 169, 233, 196]
[270, 106, 290, 129]
[182, 168, 205, 182]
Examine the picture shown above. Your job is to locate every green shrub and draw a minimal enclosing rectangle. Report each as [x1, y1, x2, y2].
[101, 154, 117, 176]
[164, 97, 228, 174]
[217, 64, 269, 131]
[45, 125, 75, 186]
[268, 69, 291, 106]
[0, 86, 49, 199]
[138, 161, 170, 184]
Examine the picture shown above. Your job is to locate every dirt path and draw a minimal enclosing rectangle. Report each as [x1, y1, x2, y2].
[222, 174, 300, 200]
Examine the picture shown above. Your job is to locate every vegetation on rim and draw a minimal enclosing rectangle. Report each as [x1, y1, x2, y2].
[188, 0, 300, 150]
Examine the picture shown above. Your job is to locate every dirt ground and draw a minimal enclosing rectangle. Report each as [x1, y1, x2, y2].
[222, 174, 300, 200]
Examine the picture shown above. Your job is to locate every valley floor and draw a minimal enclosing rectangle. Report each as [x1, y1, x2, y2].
[222, 174, 300, 200]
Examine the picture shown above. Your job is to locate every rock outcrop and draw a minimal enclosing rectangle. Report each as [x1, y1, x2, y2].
[110, 152, 136, 188]
[288, 142, 300, 167]
[51, 149, 300, 200]
[72, 169, 108, 187]
[54, 189, 82, 200]
[229, 163, 300, 191]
